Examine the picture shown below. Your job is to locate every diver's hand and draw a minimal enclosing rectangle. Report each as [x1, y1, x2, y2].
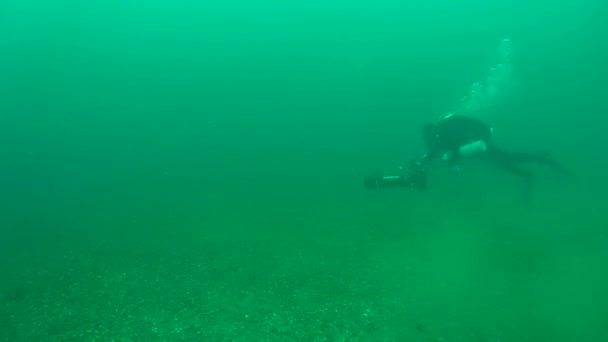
[410, 158, 425, 171]
[406, 163, 427, 191]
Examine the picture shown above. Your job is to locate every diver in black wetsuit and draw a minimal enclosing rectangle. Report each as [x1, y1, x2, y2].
[365, 114, 573, 202]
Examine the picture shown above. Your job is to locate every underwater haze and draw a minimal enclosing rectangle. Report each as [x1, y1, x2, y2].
[1, 0, 607, 341]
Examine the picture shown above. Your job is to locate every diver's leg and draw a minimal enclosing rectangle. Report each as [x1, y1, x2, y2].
[483, 144, 536, 204]
[537, 152, 575, 176]
[506, 152, 573, 176]
[501, 152, 544, 163]
[486, 144, 574, 176]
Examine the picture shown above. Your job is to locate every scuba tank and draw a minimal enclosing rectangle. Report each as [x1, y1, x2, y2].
[442, 140, 488, 163]
[459, 140, 487, 157]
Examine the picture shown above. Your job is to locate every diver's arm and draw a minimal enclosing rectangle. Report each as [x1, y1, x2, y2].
[415, 143, 440, 168]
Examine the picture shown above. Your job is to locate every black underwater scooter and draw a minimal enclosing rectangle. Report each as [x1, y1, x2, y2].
[364, 161, 427, 191]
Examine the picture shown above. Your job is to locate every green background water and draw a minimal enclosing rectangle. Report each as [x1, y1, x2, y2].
[1, 1, 607, 341]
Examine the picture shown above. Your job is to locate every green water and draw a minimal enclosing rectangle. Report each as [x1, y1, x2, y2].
[1, 1, 607, 341]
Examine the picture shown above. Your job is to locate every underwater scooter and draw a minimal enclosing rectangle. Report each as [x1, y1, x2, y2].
[364, 139, 487, 192]
[364, 161, 428, 191]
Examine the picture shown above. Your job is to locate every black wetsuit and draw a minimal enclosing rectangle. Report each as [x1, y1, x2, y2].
[421, 115, 493, 166]
[416, 115, 572, 200]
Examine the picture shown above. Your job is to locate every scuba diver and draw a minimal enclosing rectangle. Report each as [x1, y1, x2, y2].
[364, 113, 573, 203]
[364, 39, 573, 203]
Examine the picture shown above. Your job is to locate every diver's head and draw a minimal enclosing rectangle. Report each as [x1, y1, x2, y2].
[422, 121, 439, 146]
